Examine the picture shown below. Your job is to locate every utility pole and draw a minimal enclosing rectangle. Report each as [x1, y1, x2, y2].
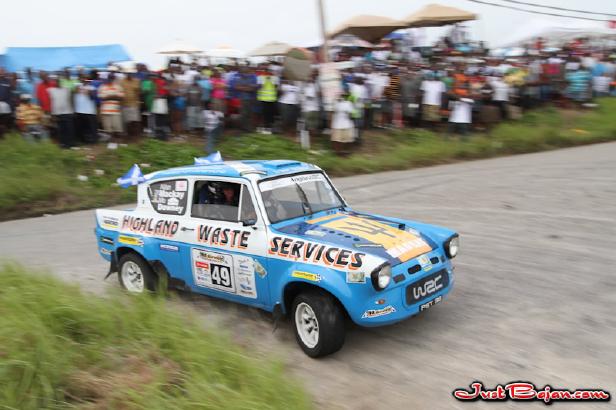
[317, 0, 329, 63]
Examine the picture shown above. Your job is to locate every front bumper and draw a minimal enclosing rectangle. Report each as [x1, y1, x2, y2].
[351, 252, 455, 326]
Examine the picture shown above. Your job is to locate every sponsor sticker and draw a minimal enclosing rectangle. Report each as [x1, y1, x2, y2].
[417, 254, 433, 271]
[99, 236, 114, 245]
[292, 270, 322, 282]
[259, 173, 326, 192]
[362, 305, 396, 319]
[235, 255, 257, 299]
[100, 247, 112, 255]
[175, 180, 187, 192]
[254, 259, 267, 278]
[346, 270, 366, 284]
[101, 216, 119, 229]
[160, 244, 179, 252]
[305, 229, 327, 237]
[118, 235, 143, 246]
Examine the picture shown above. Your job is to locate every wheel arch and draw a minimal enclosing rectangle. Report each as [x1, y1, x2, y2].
[282, 281, 350, 319]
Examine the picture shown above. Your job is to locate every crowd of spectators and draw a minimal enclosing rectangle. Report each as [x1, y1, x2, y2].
[0, 36, 614, 155]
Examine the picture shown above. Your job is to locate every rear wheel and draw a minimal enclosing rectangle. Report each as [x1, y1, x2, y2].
[118, 253, 157, 293]
[292, 290, 345, 357]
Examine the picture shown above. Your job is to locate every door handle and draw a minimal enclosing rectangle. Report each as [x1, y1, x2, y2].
[181, 227, 195, 232]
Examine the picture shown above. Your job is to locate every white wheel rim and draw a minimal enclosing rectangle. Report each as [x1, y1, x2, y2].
[121, 261, 145, 293]
[295, 302, 319, 349]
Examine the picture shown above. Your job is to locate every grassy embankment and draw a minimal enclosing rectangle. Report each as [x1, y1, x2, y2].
[2, 98, 616, 220]
[0, 263, 310, 409]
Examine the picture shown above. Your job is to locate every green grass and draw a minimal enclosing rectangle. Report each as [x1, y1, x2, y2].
[2, 99, 616, 220]
[0, 263, 309, 410]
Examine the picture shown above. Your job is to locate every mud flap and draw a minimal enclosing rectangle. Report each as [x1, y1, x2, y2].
[104, 252, 119, 280]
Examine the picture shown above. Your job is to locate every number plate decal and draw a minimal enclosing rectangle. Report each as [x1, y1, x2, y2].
[191, 249, 236, 293]
[191, 248, 258, 298]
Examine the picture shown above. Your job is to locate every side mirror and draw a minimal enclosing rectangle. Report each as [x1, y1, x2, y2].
[242, 219, 257, 227]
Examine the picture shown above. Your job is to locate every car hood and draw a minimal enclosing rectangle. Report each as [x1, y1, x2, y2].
[272, 211, 439, 266]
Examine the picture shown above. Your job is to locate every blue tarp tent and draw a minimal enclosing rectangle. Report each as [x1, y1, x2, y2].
[0, 44, 131, 72]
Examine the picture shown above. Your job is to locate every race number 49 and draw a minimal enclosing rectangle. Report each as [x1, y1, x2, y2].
[210, 264, 232, 288]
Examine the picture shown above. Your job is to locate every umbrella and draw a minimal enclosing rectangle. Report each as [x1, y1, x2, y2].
[249, 41, 293, 57]
[206, 45, 246, 59]
[329, 34, 374, 49]
[404, 3, 477, 28]
[157, 41, 202, 55]
[328, 14, 407, 43]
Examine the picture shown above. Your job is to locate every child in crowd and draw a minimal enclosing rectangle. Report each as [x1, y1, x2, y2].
[15, 94, 48, 142]
[203, 102, 224, 154]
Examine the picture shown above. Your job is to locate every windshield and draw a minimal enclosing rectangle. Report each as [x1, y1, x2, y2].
[259, 172, 345, 223]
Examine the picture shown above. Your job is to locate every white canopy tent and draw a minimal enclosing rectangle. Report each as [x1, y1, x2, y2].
[249, 41, 293, 57]
[495, 19, 616, 49]
[157, 41, 202, 55]
[206, 45, 246, 59]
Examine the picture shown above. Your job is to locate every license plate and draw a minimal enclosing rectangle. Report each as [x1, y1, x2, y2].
[420, 295, 442, 311]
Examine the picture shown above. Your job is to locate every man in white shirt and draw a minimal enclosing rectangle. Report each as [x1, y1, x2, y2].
[490, 74, 510, 120]
[73, 81, 98, 143]
[420, 73, 445, 127]
[448, 94, 474, 138]
[278, 80, 300, 134]
[48, 79, 75, 148]
[301, 80, 320, 134]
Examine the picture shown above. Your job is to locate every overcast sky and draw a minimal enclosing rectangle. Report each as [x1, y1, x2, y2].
[2, 0, 614, 67]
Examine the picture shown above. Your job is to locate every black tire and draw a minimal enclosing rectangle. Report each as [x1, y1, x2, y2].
[118, 253, 158, 293]
[292, 290, 345, 358]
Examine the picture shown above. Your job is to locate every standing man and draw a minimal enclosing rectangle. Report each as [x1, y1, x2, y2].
[0, 68, 14, 138]
[120, 72, 142, 138]
[48, 79, 75, 148]
[233, 66, 257, 132]
[420, 72, 446, 129]
[98, 73, 125, 138]
[256, 67, 279, 134]
[278, 79, 300, 135]
[73, 81, 98, 143]
[186, 77, 203, 132]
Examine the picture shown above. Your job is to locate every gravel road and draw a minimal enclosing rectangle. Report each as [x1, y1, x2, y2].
[2, 142, 615, 409]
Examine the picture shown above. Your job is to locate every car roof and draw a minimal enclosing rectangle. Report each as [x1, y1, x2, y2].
[145, 160, 321, 182]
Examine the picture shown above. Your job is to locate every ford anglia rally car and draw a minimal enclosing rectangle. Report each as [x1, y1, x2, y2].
[95, 160, 459, 357]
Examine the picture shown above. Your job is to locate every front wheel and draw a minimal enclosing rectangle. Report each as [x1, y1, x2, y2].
[292, 291, 345, 357]
[118, 253, 158, 293]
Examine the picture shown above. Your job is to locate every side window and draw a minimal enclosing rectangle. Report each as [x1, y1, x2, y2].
[192, 180, 242, 222]
[148, 179, 189, 215]
[239, 185, 258, 223]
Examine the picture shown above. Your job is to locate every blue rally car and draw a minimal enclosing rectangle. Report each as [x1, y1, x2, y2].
[95, 160, 459, 357]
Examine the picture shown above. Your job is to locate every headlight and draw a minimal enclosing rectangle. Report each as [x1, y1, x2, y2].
[371, 264, 392, 291]
[445, 235, 460, 258]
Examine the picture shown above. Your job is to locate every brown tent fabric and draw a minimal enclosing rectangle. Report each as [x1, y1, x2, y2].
[283, 48, 315, 81]
[404, 3, 477, 28]
[328, 15, 406, 43]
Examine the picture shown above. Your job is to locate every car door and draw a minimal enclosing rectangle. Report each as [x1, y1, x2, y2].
[176, 177, 271, 309]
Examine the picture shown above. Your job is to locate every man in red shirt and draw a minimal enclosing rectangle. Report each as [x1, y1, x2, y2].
[36, 71, 54, 113]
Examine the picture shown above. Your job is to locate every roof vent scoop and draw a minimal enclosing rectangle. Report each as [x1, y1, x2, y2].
[262, 160, 303, 169]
